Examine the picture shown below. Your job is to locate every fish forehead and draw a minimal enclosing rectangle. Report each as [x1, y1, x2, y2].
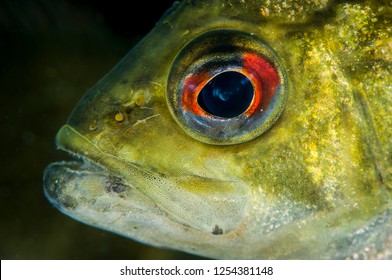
[45, 0, 392, 259]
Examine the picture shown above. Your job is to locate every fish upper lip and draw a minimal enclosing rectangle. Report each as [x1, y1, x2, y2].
[55, 143, 108, 174]
[55, 125, 107, 166]
[54, 124, 147, 179]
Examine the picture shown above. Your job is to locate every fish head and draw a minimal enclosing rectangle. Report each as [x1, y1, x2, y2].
[43, 0, 392, 259]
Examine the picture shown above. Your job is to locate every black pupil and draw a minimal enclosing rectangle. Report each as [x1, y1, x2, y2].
[197, 71, 254, 118]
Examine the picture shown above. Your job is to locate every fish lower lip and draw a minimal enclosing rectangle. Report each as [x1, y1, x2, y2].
[43, 160, 104, 207]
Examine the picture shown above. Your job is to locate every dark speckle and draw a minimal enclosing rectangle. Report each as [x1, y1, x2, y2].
[60, 194, 77, 209]
[104, 176, 126, 195]
[212, 225, 223, 235]
[125, 106, 132, 115]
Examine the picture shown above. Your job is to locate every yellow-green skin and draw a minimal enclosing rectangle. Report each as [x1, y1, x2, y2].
[43, 0, 392, 259]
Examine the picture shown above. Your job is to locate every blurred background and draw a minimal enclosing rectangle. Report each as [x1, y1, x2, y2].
[0, 0, 206, 259]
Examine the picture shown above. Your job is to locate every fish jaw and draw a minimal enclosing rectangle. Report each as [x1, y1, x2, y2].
[43, 160, 197, 252]
[43, 124, 251, 244]
[42, 124, 392, 260]
[43, 144, 392, 260]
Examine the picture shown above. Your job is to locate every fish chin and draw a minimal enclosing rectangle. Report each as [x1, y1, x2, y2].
[43, 124, 251, 247]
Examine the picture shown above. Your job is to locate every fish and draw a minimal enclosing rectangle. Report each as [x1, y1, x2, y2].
[43, 0, 392, 259]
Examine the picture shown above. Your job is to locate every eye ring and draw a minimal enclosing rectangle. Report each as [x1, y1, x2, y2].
[167, 29, 287, 145]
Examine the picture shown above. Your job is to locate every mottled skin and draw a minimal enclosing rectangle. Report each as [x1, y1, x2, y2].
[43, 0, 392, 259]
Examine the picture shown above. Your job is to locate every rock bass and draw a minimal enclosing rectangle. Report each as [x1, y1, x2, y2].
[43, 0, 392, 259]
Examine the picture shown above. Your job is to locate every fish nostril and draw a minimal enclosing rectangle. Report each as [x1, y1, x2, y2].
[114, 111, 125, 122]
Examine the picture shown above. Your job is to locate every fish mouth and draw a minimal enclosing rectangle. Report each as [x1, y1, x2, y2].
[42, 125, 131, 217]
[43, 125, 250, 234]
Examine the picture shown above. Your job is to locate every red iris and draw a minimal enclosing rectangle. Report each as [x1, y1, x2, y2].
[180, 53, 280, 119]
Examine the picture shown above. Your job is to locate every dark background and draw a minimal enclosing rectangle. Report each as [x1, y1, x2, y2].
[0, 0, 205, 259]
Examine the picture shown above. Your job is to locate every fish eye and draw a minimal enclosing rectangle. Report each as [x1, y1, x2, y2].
[167, 29, 287, 145]
[197, 71, 253, 118]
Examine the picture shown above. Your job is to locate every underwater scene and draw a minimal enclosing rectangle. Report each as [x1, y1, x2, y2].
[1, 0, 391, 260]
